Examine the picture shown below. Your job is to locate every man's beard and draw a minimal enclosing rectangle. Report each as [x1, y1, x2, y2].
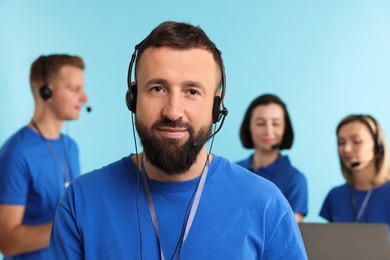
[136, 118, 212, 176]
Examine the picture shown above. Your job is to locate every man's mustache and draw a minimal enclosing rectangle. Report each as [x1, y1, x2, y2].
[152, 118, 192, 130]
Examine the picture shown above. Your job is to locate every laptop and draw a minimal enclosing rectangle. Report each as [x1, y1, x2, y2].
[298, 223, 390, 260]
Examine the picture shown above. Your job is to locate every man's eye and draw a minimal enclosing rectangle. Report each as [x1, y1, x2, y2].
[188, 89, 200, 95]
[151, 86, 163, 92]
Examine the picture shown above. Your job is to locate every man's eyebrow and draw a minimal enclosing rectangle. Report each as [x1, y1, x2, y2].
[184, 80, 203, 87]
[144, 79, 207, 89]
[144, 78, 169, 86]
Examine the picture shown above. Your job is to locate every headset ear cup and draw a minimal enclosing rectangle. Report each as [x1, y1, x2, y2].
[39, 85, 52, 100]
[372, 119, 384, 156]
[212, 96, 223, 123]
[376, 141, 384, 156]
[126, 85, 137, 113]
[378, 145, 384, 156]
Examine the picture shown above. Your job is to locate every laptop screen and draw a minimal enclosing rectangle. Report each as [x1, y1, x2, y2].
[298, 223, 390, 260]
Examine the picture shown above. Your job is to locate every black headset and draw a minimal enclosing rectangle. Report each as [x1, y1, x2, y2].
[359, 115, 384, 156]
[125, 42, 228, 124]
[39, 56, 53, 100]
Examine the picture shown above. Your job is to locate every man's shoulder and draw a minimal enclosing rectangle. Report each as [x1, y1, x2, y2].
[215, 156, 295, 223]
[1, 127, 30, 147]
[61, 133, 78, 145]
[0, 127, 37, 159]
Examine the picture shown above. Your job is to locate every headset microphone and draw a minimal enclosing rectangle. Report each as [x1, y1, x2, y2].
[192, 108, 228, 147]
[271, 144, 281, 150]
[351, 162, 360, 168]
[350, 152, 383, 168]
[86, 106, 92, 113]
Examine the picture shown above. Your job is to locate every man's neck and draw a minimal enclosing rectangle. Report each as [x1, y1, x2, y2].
[136, 149, 211, 182]
[30, 115, 64, 139]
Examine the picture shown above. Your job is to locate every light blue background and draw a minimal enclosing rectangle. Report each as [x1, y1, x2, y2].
[1, 2, 390, 255]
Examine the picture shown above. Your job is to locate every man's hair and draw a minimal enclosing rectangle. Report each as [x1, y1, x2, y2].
[239, 94, 294, 150]
[30, 54, 84, 90]
[337, 114, 389, 186]
[135, 21, 223, 90]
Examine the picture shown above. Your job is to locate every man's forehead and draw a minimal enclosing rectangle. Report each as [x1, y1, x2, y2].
[139, 47, 215, 62]
[136, 47, 220, 84]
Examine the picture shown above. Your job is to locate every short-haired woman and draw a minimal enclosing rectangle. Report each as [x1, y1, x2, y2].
[236, 94, 308, 222]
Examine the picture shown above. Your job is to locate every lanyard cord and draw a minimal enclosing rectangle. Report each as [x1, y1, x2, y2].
[351, 185, 374, 222]
[30, 120, 70, 188]
[141, 156, 210, 260]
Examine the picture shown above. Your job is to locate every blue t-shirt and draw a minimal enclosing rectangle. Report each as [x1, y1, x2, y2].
[50, 155, 307, 259]
[320, 182, 390, 224]
[236, 155, 308, 216]
[0, 126, 80, 260]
